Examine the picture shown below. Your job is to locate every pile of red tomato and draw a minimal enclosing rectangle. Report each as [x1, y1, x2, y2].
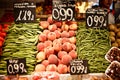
[0, 24, 9, 56]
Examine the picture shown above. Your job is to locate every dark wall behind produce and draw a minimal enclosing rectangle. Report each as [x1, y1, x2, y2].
[0, 0, 44, 9]
[0, 0, 14, 8]
[0, 0, 98, 9]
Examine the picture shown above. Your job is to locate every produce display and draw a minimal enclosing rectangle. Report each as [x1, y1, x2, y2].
[0, 23, 42, 74]
[0, 18, 115, 80]
[109, 24, 120, 48]
[76, 22, 111, 73]
[35, 15, 77, 74]
[0, 0, 120, 79]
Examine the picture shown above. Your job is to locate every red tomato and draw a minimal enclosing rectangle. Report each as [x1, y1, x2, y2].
[0, 36, 4, 42]
[0, 31, 6, 38]
[0, 41, 3, 47]
[3, 24, 9, 31]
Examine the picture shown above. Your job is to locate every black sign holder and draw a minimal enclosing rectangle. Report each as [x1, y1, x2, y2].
[86, 8, 108, 29]
[52, 0, 75, 21]
[7, 58, 27, 75]
[70, 59, 89, 75]
[14, 1, 36, 23]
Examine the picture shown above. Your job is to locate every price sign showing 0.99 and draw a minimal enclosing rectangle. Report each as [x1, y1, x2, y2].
[7, 58, 27, 75]
[70, 60, 89, 75]
[52, 0, 75, 21]
[14, 2, 36, 23]
[86, 8, 108, 28]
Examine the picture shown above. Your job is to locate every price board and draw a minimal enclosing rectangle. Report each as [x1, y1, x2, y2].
[86, 8, 108, 28]
[52, 0, 75, 21]
[14, 2, 36, 23]
[7, 58, 27, 75]
[70, 59, 89, 75]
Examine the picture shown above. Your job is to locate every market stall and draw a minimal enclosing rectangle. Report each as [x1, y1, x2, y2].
[0, 0, 120, 80]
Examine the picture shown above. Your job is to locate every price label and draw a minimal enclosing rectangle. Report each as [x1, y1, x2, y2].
[86, 8, 108, 28]
[14, 2, 36, 23]
[52, 0, 75, 21]
[7, 58, 27, 75]
[70, 60, 89, 75]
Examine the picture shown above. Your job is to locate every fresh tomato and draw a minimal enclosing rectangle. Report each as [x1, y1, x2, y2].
[3, 24, 9, 31]
[0, 41, 3, 47]
[0, 31, 7, 38]
[0, 36, 4, 42]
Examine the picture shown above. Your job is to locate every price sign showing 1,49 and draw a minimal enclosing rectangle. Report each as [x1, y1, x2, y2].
[7, 58, 27, 75]
[70, 60, 89, 75]
[52, 0, 75, 21]
[16, 10, 34, 21]
[14, 2, 36, 23]
[86, 8, 108, 28]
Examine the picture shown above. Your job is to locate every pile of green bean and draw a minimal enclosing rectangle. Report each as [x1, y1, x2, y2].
[0, 23, 42, 74]
[76, 22, 111, 73]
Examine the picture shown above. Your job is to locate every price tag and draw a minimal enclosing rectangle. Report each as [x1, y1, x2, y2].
[7, 58, 27, 75]
[70, 59, 89, 75]
[14, 2, 36, 23]
[52, 0, 75, 21]
[86, 8, 108, 28]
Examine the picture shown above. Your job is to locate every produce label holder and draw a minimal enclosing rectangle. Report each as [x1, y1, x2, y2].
[7, 58, 27, 75]
[52, 0, 75, 21]
[13, 1, 36, 23]
[86, 8, 108, 29]
[70, 59, 89, 75]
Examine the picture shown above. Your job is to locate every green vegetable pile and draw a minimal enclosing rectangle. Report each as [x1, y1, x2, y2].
[0, 23, 42, 74]
[76, 22, 111, 73]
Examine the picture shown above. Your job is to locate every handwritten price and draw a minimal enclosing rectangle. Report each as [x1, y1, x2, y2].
[16, 10, 34, 21]
[8, 63, 27, 74]
[52, 7, 74, 21]
[7, 58, 27, 75]
[87, 15, 105, 27]
[71, 65, 88, 74]
[86, 8, 108, 28]
[70, 60, 88, 74]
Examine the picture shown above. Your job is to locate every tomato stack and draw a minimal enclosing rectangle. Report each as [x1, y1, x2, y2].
[0, 24, 9, 56]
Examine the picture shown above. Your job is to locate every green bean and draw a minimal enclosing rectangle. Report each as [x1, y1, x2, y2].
[0, 22, 42, 74]
[76, 22, 111, 73]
